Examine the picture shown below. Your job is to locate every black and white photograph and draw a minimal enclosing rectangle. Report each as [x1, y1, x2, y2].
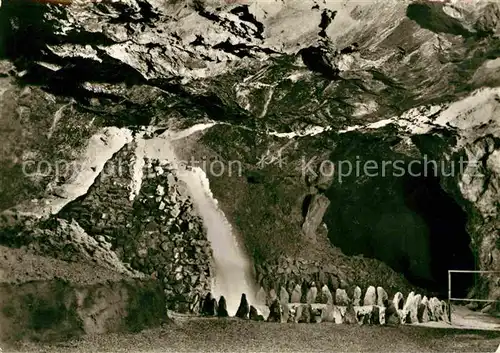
[1, 0, 500, 351]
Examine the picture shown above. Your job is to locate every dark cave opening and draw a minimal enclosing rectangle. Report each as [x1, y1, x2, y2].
[401, 169, 475, 297]
[325, 160, 476, 297]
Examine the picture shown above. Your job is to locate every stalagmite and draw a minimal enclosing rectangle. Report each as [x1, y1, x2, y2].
[353, 286, 362, 306]
[335, 289, 350, 306]
[321, 285, 333, 305]
[218, 296, 229, 317]
[256, 287, 267, 305]
[376, 287, 388, 307]
[393, 292, 404, 310]
[279, 287, 290, 305]
[235, 293, 250, 319]
[291, 284, 302, 303]
[363, 286, 376, 306]
[306, 283, 318, 304]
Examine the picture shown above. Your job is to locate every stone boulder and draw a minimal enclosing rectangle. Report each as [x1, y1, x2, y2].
[249, 305, 264, 321]
[363, 286, 377, 306]
[355, 306, 373, 325]
[217, 296, 229, 318]
[403, 292, 419, 324]
[267, 289, 278, 307]
[282, 303, 290, 323]
[335, 289, 350, 306]
[297, 304, 312, 323]
[418, 296, 429, 323]
[377, 287, 388, 307]
[287, 306, 296, 323]
[441, 300, 450, 323]
[321, 285, 333, 305]
[235, 293, 250, 319]
[201, 292, 215, 316]
[385, 302, 400, 326]
[353, 286, 362, 306]
[306, 283, 318, 304]
[211, 298, 219, 316]
[344, 302, 358, 324]
[268, 299, 282, 323]
[302, 194, 330, 243]
[372, 306, 382, 325]
[256, 287, 267, 305]
[280, 287, 290, 305]
[310, 307, 322, 323]
[321, 305, 335, 322]
[291, 284, 302, 303]
[429, 297, 443, 321]
[393, 292, 404, 310]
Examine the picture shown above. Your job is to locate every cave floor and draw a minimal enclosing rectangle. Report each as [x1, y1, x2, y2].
[6, 318, 500, 353]
[415, 305, 500, 332]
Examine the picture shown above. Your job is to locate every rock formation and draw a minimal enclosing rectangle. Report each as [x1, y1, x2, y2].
[353, 286, 362, 306]
[418, 296, 429, 323]
[279, 287, 290, 306]
[249, 306, 264, 322]
[377, 287, 388, 307]
[385, 302, 401, 326]
[201, 293, 215, 316]
[235, 293, 250, 319]
[268, 299, 282, 323]
[256, 287, 267, 305]
[306, 283, 318, 304]
[1, 0, 500, 339]
[302, 194, 330, 243]
[363, 286, 377, 306]
[218, 296, 229, 318]
[291, 284, 302, 303]
[335, 289, 350, 306]
[321, 285, 333, 305]
[393, 292, 405, 310]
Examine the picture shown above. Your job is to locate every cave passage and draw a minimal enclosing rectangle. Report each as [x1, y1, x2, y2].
[326, 162, 476, 297]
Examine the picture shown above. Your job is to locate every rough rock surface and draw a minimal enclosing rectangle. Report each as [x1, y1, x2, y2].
[302, 194, 330, 243]
[218, 296, 229, 318]
[335, 289, 350, 306]
[291, 284, 302, 303]
[249, 305, 264, 322]
[306, 283, 318, 304]
[267, 299, 282, 323]
[393, 292, 405, 310]
[321, 285, 333, 305]
[363, 286, 377, 306]
[418, 296, 430, 323]
[353, 286, 362, 306]
[236, 293, 250, 319]
[377, 287, 389, 307]
[279, 286, 290, 305]
[385, 302, 401, 326]
[0, 0, 500, 332]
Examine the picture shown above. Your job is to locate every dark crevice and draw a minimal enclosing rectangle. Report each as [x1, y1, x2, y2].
[299, 46, 339, 80]
[406, 3, 475, 38]
[302, 194, 313, 218]
[318, 9, 336, 38]
[402, 170, 475, 297]
[325, 142, 475, 297]
[230, 5, 265, 40]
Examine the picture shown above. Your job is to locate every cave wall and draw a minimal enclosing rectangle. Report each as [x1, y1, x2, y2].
[413, 133, 500, 300]
[323, 130, 475, 296]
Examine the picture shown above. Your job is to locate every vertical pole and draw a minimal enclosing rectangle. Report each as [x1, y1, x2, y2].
[448, 270, 452, 324]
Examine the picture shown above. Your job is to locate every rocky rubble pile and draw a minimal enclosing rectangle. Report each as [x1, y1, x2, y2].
[197, 285, 450, 326]
[255, 256, 348, 299]
[110, 158, 213, 313]
[4, 149, 214, 314]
